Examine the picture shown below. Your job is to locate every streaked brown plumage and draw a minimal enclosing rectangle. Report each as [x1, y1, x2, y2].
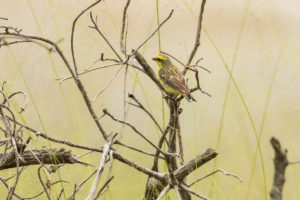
[152, 55, 196, 102]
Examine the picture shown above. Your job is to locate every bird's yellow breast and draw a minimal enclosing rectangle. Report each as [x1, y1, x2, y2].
[157, 68, 181, 95]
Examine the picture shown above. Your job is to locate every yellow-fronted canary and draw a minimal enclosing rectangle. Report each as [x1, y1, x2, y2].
[152, 55, 196, 102]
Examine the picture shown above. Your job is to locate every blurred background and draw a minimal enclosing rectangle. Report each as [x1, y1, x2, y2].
[1, 0, 300, 199]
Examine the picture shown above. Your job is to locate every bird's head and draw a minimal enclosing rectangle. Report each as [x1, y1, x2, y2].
[152, 55, 171, 67]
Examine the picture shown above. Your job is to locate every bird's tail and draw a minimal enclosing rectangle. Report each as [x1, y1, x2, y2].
[185, 93, 197, 102]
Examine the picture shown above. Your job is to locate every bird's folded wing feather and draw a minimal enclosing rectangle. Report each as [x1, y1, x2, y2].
[159, 70, 190, 94]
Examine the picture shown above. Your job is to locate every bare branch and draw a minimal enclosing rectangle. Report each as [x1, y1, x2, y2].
[131, 9, 174, 55]
[185, 0, 207, 72]
[91, 66, 123, 103]
[0, 176, 25, 200]
[5, 116, 166, 179]
[120, 0, 131, 54]
[156, 184, 171, 200]
[128, 93, 163, 134]
[38, 166, 51, 200]
[174, 148, 217, 181]
[57, 63, 122, 83]
[94, 176, 114, 199]
[85, 133, 117, 200]
[68, 170, 98, 200]
[0, 148, 88, 170]
[189, 169, 243, 187]
[117, 142, 164, 159]
[174, 186, 183, 200]
[57, 189, 64, 200]
[103, 108, 175, 158]
[179, 183, 211, 200]
[7, 91, 28, 113]
[289, 160, 300, 165]
[71, 0, 103, 75]
[270, 137, 289, 200]
[89, 12, 123, 61]
[0, 32, 109, 139]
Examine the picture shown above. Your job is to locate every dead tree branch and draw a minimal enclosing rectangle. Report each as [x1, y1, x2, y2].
[0, 148, 86, 170]
[85, 133, 116, 200]
[270, 137, 289, 200]
[71, 0, 103, 75]
[185, 0, 207, 73]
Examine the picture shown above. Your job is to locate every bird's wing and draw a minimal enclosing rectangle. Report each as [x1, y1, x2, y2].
[159, 70, 190, 94]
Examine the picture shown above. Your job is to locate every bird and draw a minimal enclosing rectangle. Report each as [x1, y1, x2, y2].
[152, 55, 196, 102]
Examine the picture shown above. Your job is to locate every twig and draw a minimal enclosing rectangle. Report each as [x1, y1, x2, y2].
[188, 169, 243, 187]
[128, 93, 163, 134]
[0, 17, 8, 21]
[177, 130, 184, 166]
[0, 138, 8, 145]
[94, 176, 114, 199]
[120, 0, 131, 54]
[57, 189, 64, 200]
[0, 106, 22, 200]
[116, 141, 164, 159]
[0, 32, 109, 140]
[84, 54, 119, 71]
[71, 0, 102, 75]
[185, 0, 207, 73]
[174, 148, 217, 181]
[7, 91, 28, 113]
[156, 184, 171, 200]
[89, 12, 123, 61]
[151, 126, 170, 171]
[57, 63, 122, 83]
[76, 151, 94, 159]
[177, 68, 211, 101]
[0, 176, 25, 200]
[103, 108, 175, 158]
[85, 133, 117, 200]
[131, 9, 174, 56]
[289, 160, 300, 165]
[6, 116, 104, 152]
[67, 169, 98, 200]
[6, 116, 164, 170]
[179, 183, 211, 200]
[174, 186, 183, 200]
[91, 66, 123, 103]
[38, 166, 52, 200]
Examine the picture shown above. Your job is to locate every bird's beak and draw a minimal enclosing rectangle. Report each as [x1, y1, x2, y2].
[152, 57, 159, 61]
